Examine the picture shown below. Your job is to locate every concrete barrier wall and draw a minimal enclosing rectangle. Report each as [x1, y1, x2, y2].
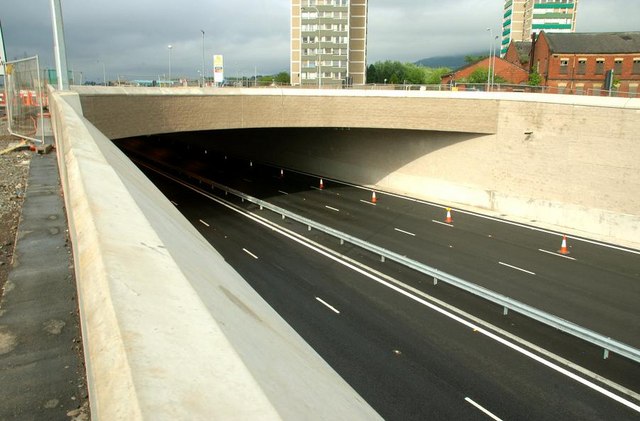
[74, 86, 640, 248]
[49, 89, 381, 419]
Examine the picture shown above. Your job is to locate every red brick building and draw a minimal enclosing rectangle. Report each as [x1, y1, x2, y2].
[440, 56, 529, 86]
[531, 31, 640, 96]
[504, 41, 532, 69]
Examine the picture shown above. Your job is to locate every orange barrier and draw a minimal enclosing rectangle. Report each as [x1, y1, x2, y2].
[16, 89, 48, 108]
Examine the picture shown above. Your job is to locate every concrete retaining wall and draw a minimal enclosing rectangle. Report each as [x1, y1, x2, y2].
[49, 89, 381, 419]
[75, 86, 640, 248]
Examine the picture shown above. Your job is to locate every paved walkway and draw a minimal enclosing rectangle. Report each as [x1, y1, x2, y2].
[0, 150, 89, 420]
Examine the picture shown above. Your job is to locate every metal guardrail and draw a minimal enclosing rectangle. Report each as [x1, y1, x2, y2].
[139, 158, 640, 364]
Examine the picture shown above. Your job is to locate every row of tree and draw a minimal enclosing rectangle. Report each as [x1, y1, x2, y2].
[366, 61, 450, 85]
[246, 58, 542, 86]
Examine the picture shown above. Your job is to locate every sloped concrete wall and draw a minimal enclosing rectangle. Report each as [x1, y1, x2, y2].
[49, 88, 380, 420]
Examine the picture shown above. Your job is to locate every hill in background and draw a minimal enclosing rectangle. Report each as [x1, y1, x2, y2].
[415, 53, 484, 69]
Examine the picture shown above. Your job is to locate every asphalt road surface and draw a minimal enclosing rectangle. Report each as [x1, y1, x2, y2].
[121, 139, 640, 350]
[134, 160, 640, 420]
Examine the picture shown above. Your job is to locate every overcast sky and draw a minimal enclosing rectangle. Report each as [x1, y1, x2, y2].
[2, 0, 639, 82]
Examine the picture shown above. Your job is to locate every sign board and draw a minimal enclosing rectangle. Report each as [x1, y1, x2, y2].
[213, 54, 224, 83]
[0, 20, 6, 76]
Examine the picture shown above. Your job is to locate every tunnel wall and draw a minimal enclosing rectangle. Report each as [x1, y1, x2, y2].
[75, 87, 640, 248]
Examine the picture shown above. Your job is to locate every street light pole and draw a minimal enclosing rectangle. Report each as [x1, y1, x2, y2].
[486, 28, 493, 91]
[201, 30, 205, 87]
[49, 0, 70, 90]
[492, 35, 498, 88]
[168, 44, 173, 85]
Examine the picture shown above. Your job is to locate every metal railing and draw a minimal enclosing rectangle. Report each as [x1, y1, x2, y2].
[137, 157, 640, 364]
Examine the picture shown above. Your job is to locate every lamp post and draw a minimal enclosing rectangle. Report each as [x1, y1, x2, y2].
[200, 30, 205, 87]
[486, 28, 493, 91]
[49, 0, 69, 90]
[492, 35, 498, 88]
[168, 44, 173, 85]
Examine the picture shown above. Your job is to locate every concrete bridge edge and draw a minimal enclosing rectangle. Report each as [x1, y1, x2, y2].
[48, 88, 381, 419]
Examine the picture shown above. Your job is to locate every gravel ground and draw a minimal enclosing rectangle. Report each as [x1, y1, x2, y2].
[0, 119, 31, 294]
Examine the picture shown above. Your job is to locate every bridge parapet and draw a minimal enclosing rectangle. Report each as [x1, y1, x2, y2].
[75, 86, 502, 139]
[49, 88, 381, 419]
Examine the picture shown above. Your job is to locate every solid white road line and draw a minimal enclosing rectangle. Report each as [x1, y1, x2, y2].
[539, 248, 577, 261]
[242, 248, 259, 259]
[199, 219, 210, 227]
[315, 297, 341, 314]
[310, 186, 322, 191]
[394, 227, 416, 237]
[432, 219, 454, 227]
[498, 261, 536, 275]
[170, 200, 179, 206]
[359, 199, 377, 206]
[278, 190, 289, 195]
[465, 397, 502, 421]
[242, 178, 252, 183]
[325, 205, 340, 212]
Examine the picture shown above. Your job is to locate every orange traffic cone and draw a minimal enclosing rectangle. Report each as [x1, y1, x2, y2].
[319, 179, 324, 190]
[445, 208, 453, 224]
[371, 191, 377, 203]
[559, 235, 569, 255]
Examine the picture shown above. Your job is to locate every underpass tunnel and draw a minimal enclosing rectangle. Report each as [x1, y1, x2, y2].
[115, 127, 489, 204]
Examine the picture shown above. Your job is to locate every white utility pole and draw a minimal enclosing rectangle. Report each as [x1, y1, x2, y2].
[50, 0, 70, 90]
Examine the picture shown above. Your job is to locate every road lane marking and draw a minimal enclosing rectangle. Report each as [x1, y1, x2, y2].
[394, 228, 416, 237]
[278, 190, 289, 195]
[170, 200, 179, 206]
[539, 248, 577, 261]
[359, 199, 377, 206]
[242, 248, 259, 259]
[141, 164, 640, 410]
[465, 398, 502, 421]
[325, 205, 340, 212]
[315, 297, 340, 314]
[499, 261, 536, 275]
[432, 219, 454, 227]
[259, 164, 640, 255]
[310, 186, 322, 191]
[199, 219, 210, 227]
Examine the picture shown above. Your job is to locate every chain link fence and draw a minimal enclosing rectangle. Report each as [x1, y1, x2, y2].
[4, 56, 46, 143]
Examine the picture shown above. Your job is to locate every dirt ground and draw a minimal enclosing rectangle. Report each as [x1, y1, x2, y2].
[0, 120, 31, 295]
